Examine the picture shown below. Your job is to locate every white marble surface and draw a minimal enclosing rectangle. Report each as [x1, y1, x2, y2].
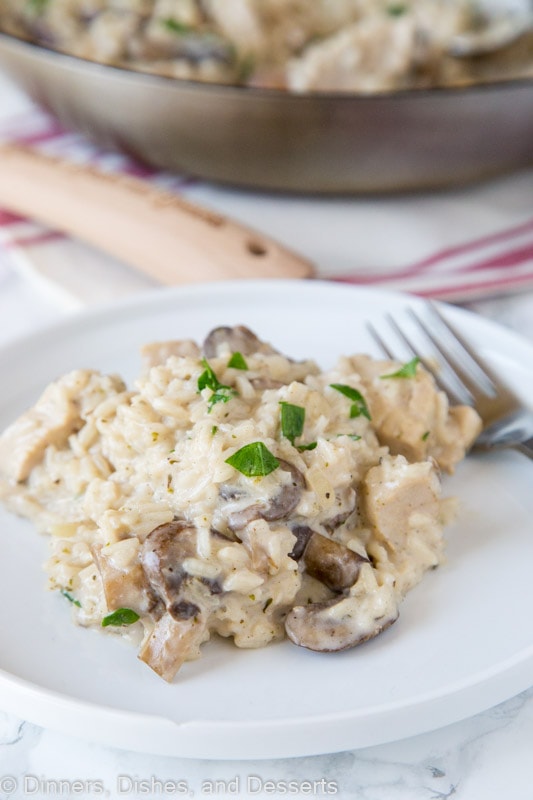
[1, 68, 533, 800]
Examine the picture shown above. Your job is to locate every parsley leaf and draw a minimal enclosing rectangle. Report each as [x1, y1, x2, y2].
[227, 352, 248, 370]
[225, 442, 279, 477]
[60, 589, 81, 608]
[330, 384, 371, 420]
[279, 402, 305, 445]
[101, 608, 140, 628]
[380, 357, 420, 379]
[197, 358, 237, 412]
[161, 17, 192, 35]
[387, 4, 407, 16]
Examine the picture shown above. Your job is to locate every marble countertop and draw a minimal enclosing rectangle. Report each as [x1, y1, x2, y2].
[1, 68, 533, 800]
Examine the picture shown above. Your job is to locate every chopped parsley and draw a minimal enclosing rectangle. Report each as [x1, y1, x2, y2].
[27, 0, 49, 12]
[227, 351, 248, 370]
[60, 589, 81, 608]
[330, 384, 371, 420]
[197, 358, 237, 412]
[225, 442, 279, 477]
[279, 402, 305, 445]
[101, 608, 140, 628]
[387, 4, 407, 16]
[422, 430, 430, 441]
[161, 17, 192, 35]
[380, 357, 420, 379]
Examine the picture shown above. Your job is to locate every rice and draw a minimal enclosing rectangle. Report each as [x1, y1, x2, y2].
[0, 325, 481, 681]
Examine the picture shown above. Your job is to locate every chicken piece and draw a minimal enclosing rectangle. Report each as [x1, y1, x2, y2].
[350, 355, 482, 473]
[92, 540, 158, 615]
[361, 455, 444, 595]
[0, 371, 88, 482]
[139, 611, 207, 682]
[0, 370, 126, 482]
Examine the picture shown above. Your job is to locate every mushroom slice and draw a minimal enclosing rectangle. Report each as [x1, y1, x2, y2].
[202, 325, 279, 358]
[140, 519, 198, 607]
[285, 564, 399, 652]
[138, 611, 207, 683]
[226, 459, 305, 531]
[139, 519, 220, 679]
[302, 532, 369, 593]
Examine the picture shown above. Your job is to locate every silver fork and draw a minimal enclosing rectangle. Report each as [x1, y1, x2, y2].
[367, 302, 533, 460]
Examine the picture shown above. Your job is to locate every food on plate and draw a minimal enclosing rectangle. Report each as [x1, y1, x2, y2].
[0, 326, 481, 681]
[1, 0, 531, 93]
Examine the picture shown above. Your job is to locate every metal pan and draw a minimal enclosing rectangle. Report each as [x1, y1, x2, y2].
[0, 31, 533, 193]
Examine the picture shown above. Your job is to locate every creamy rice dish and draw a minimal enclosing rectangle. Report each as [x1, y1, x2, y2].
[0, 326, 481, 682]
[1, 0, 532, 92]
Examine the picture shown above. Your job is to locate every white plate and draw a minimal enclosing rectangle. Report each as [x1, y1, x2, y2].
[0, 280, 532, 760]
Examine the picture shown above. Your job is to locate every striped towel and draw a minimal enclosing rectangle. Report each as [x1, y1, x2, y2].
[1, 106, 533, 307]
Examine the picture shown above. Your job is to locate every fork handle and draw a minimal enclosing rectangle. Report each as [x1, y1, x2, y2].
[476, 410, 533, 460]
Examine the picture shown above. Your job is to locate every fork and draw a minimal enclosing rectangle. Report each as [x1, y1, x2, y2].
[367, 302, 533, 460]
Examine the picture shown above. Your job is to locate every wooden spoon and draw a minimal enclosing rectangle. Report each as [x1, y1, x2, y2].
[0, 144, 314, 284]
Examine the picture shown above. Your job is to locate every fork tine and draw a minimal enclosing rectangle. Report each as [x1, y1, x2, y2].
[425, 302, 498, 395]
[367, 311, 470, 405]
[366, 321, 395, 360]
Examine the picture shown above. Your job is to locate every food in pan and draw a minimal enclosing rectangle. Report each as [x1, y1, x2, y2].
[1, 0, 531, 93]
[0, 326, 482, 681]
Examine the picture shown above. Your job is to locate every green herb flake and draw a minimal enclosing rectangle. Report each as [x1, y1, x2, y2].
[279, 402, 305, 445]
[330, 384, 371, 420]
[211, 425, 218, 436]
[297, 442, 317, 452]
[227, 352, 248, 370]
[161, 17, 192, 35]
[28, 0, 50, 12]
[380, 357, 420, 380]
[60, 589, 81, 608]
[387, 3, 407, 16]
[101, 608, 140, 628]
[225, 442, 279, 477]
[337, 433, 362, 441]
[421, 430, 430, 441]
[263, 597, 273, 612]
[197, 358, 237, 412]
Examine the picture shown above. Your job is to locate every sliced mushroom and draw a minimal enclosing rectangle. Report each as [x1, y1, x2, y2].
[202, 325, 278, 359]
[225, 459, 305, 531]
[285, 563, 399, 652]
[139, 520, 220, 680]
[302, 532, 369, 593]
[140, 520, 197, 611]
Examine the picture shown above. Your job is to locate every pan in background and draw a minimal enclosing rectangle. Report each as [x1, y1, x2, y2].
[0, 31, 532, 193]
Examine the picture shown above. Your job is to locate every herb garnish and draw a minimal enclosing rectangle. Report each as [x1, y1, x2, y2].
[279, 402, 317, 451]
[227, 352, 248, 370]
[421, 430, 430, 441]
[225, 442, 279, 477]
[61, 589, 81, 608]
[380, 357, 420, 379]
[279, 402, 305, 445]
[330, 384, 371, 420]
[198, 358, 237, 412]
[387, 4, 407, 16]
[27, 0, 50, 12]
[101, 608, 140, 627]
[161, 17, 192, 35]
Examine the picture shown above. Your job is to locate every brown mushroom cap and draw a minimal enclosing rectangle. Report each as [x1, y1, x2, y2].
[225, 459, 306, 531]
[202, 325, 278, 359]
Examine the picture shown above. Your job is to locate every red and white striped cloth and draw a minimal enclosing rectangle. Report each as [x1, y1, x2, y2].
[1, 107, 533, 307]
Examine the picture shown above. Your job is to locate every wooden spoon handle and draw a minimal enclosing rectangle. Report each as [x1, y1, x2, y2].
[0, 144, 314, 284]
